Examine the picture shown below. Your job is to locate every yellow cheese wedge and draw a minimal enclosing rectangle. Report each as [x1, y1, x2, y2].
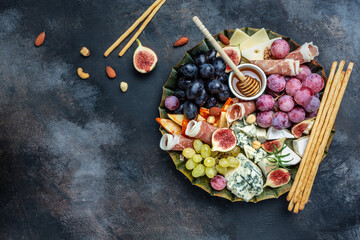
[240, 28, 269, 51]
[242, 37, 281, 61]
[167, 114, 184, 126]
[229, 29, 249, 45]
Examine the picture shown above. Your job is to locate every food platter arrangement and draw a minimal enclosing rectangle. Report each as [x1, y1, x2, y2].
[157, 16, 353, 212]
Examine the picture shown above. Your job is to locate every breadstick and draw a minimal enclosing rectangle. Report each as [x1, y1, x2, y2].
[292, 62, 345, 203]
[301, 63, 353, 207]
[119, 0, 166, 57]
[104, 0, 163, 57]
[286, 61, 338, 202]
[288, 199, 294, 211]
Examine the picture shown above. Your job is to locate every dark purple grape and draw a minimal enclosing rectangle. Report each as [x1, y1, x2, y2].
[186, 80, 204, 100]
[205, 97, 218, 108]
[177, 77, 192, 90]
[199, 63, 215, 80]
[194, 52, 206, 66]
[178, 63, 198, 79]
[217, 74, 228, 84]
[174, 89, 186, 101]
[211, 57, 226, 76]
[206, 49, 217, 62]
[195, 89, 208, 106]
[183, 101, 198, 120]
[217, 90, 230, 102]
[207, 78, 223, 94]
[172, 103, 184, 114]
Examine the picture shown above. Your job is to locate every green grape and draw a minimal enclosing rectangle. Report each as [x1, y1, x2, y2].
[182, 148, 195, 159]
[185, 159, 196, 170]
[205, 166, 217, 178]
[193, 139, 203, 153]
[216, 165, 228, 175]
[228, 156, 239, 168]
[211, 151, 219, 158]
[201, 144, 211, 158]
[230, 146, 241, 156]
[203, 157, 216, 167]
[192, 164, 205, 178]
[192, 154, 203, 163]
[219, 158, 229, 168]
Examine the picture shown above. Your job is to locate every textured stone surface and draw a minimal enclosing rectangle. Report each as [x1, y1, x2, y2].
[0, 0, 359, 239]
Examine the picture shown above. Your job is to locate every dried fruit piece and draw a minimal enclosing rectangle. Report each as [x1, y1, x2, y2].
[80, 47, 90, 57]
[120, 82, 128, 92]
[261, 138, 286, 153]
[133, 39, 158, 73]
[77, 68, 89, 79]
[218, 33, 230, 46]
[211, 128, 236, 152]
[106, 66, 116, 79]
[173, 37, 189, 47]
[291, 118, 314, 138]
[263, 168, 291, 188]
[35, 32, 45, 47]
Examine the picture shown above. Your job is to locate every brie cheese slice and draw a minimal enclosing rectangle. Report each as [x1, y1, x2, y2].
[293, 136, 309, 157]
[281, 145, 301, 165]
[267, 127, 295, 140]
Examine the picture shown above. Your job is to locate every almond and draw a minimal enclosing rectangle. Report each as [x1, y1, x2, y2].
[209, 107, 221, 117]
[218, 33, 230, 46]
[174, 37, 189, 47]
[106, 66, 116, 79]
[35, 32, 45, 47]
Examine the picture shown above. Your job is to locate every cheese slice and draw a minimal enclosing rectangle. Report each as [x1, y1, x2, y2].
[255, 127, 267, 143]
[293, 136, 309, 157]
[242, 37, 281, 61]
[229, 29, 249, 46]
[240, 28, 269, 51]
[267, 127, 295, 140]
[281, 145, 301, 165]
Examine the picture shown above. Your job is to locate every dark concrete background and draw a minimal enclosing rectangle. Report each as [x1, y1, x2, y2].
[0, 0, 359, 239]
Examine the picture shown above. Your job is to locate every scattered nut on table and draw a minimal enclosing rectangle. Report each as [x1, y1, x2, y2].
[207, 115, 216, 124]
[246, 114, 256, 124]
[77, 68, 89, 79]
[80, 47, 90, 57]
[252, 140, 261, 150]
[120, 82, 128, 92]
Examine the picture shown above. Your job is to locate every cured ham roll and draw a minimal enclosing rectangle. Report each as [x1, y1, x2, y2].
[226, 101, 256, 124]
[251, 59, 300, 76]
[285, 42, 319, 64]
[185, 120, 217, 145]
[160, 134, 194, 151]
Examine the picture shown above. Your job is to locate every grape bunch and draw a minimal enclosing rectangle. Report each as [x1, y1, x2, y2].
[256, 67, 324, 130]
[182, 139, 241, 191]
[164, 49, 233, 120]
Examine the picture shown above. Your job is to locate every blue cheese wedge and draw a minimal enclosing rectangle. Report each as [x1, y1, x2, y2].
[239, 124, 257, 137]
[256, 127, 267, 143]
[225, 154, 264, 201]
[244, 145, 256, 159]
[293, 136, 309, 157]
[254, 148, 268, 164]
[267, 126, 295, 140]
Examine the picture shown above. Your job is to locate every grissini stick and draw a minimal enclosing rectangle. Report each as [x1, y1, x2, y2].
[192, 16, 260, 97]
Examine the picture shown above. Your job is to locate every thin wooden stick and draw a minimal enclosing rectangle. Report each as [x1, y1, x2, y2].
[104, 0, 163, 57]
[286, 61, 338, 202]
[301, 63, 353, 207]
[119, 0, 166, 57]
[292, 61, 345, 204]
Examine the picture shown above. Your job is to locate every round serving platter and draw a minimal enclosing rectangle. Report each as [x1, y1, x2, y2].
[158, 27, 334, 202]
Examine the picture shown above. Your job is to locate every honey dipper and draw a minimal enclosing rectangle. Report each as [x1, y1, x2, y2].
[192, 16, 260, 97]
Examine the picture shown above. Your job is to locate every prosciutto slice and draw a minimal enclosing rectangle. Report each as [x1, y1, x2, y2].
[185, 120, 217, 145]
[285, 42, 319, 64]
[226, 101, 256, 124]
[251, 59, 300, 76]
[160, 134, 194, 151]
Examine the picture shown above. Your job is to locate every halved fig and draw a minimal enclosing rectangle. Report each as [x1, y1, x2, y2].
[216, 46, 241, 73]
[261, 138, 286, 153]
[133, 39, 158, 73]
[211, 128, 237, 152]
[263, 168, 291, 188]
[291, 118, 314, 138]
